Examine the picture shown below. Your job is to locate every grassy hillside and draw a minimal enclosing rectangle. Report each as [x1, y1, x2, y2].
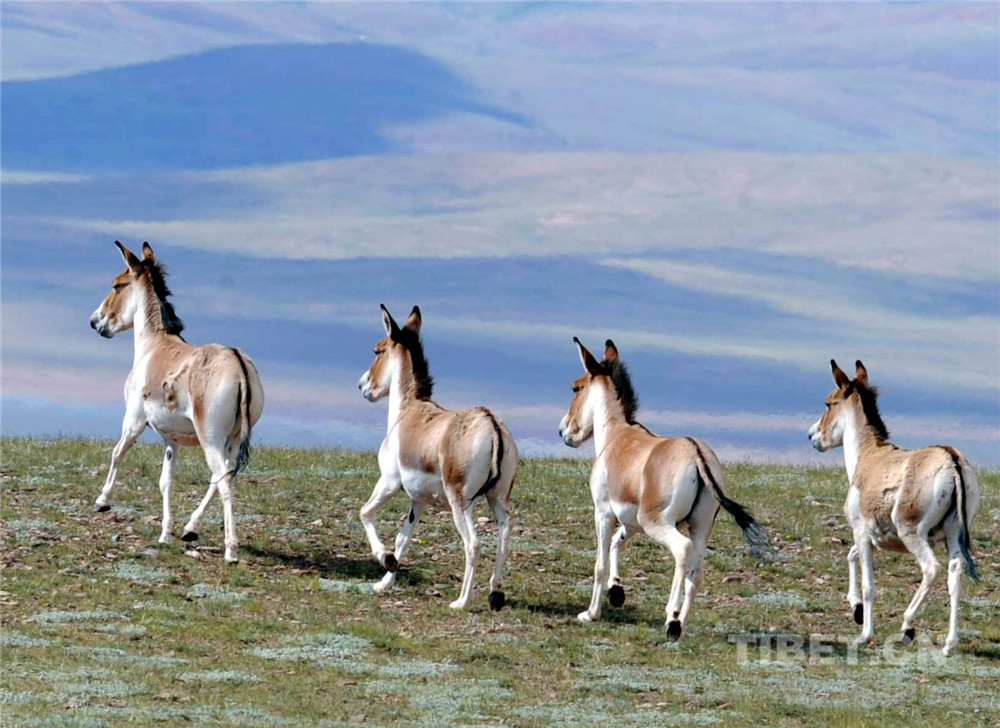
[2, 438, 998, 727]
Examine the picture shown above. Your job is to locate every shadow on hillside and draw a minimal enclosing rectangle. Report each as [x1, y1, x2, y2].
[510, 596, 642, 623]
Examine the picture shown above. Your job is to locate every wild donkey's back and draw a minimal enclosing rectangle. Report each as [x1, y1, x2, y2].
[90, 241, 264, 563]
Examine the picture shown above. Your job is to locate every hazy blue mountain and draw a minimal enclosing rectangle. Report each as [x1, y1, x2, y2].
[2, 42, 528, 171]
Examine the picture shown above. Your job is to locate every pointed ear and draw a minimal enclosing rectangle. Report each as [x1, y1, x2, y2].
[380, 304, 400, 340]
[115, 240, 143, 274]
[141, 241, 155, 262]
[575, 337, 605, 377]
[404, 305, 422, 334]
[855, 359, 869, 385]
[831, 359, 851, 389]
[603, 339, 619, 364]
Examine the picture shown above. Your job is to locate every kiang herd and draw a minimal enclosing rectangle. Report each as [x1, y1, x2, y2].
[89, 241, 981, 656]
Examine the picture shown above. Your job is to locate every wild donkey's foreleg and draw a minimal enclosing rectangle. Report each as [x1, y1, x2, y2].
[607, 525, 631, 608]
[374, 500, 424, 594]
[846, 544, 862, 624]
[855, 536, 875, 646]
[579, 508, 615, 623]
[360, 476, 402, 573]
[487, 490, 513, 611]
[447, 491, 480, 610]
[157, 442, 178, 543]
[94, 417, 146, 511]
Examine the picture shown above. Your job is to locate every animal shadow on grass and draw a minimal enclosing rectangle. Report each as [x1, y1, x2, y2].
[511, 595, 641, 623]
[242, 544, 426, 586]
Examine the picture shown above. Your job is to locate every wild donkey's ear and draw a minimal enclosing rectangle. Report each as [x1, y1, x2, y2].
[604, 339, 619, 364]
[831, 359, 851, 389]
[115, 241, 143, 274]
[380, 304, 400, 340]
[141, 242, 155, 262]
[404, 305, 422, 334]
[855, 359, 869, 385]
[575, 337, 605, 377]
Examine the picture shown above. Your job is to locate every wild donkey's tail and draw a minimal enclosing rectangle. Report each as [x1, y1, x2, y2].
[229, 347, 254, 477]
[943, 448, 978, 581]
[686, 438, 772, 560]
[470, 409, 505, 504]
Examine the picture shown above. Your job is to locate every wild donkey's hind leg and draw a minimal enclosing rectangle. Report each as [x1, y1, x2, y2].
[643, 520, 692, 640]
[446, 487, 480, 610]
[373, 500, 425, 594]
[360, 475, 403, 575]
[486, 487, 513, 611]
[607, 525, 632, 608]
[943, 528, 965, 656]
[898, 528, 941, 646]
[157, 441, 178, 543]
[95, 411, 146, 511]
[201, 444, 240, 563]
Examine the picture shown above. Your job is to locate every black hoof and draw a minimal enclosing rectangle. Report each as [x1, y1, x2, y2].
[902, 628, 916, 646]
[608, 584, 626, 608]
[488, 591, 506, 612]
[180, 531, 199, 543]
[666, 620, 682, 641]
[383, 553, 398, 573]
[853, 603, 863, 625]
[94, 504, 111, 513]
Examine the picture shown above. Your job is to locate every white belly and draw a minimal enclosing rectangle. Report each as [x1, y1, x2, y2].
[611, 501, 639, 529]
[400, 467, 447, 507]
[145, 402, 197, 441]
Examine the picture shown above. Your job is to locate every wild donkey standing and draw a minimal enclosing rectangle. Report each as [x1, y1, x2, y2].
[560, 339, 771, 639]
[358, 305, 517, 610]
[808, 360, 979, 655]
[90, 242, 264, 563]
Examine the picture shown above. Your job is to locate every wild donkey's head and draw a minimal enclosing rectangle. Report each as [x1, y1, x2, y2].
[90, 241, 184, 338]
[808, 359, 887, 451]
[358, 304, 432, 402]
[558, 337, 638, 447]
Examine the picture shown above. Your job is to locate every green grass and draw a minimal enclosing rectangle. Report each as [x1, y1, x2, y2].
[2, 437, 998, 727]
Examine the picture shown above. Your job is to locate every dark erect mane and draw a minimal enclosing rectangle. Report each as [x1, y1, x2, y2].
[396, 326, 434, 400]
[848, 380, 889, 441]
[603, 357, 639, 424]
[142, 258, 185, 336]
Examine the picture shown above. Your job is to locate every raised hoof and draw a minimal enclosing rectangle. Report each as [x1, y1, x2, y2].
[853, 603, 863, 625]
[608, 584, 626, 608]
[449, 599, 467, 610]
[383, 553, 398, 573]
[180, 531, 199, 543]
[94, 504, 111, 513]
[488, 591, 506, 612]
[901, 628, 916, 646]
[942, 641, 957, 657]
[666, 620, 683, 641]
[577, 611, 595, 623]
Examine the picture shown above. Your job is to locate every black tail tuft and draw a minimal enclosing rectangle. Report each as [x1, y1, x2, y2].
[686, 438, 773, 561]
[718, 493, 773, 561]
[943, 447, 978, 581]
[469, 411, 504, 504]
[228, 349, 254, 478]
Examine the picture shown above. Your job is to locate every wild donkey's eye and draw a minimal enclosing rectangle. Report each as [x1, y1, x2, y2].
[113, 283, 126, 291]
[825, 403, 831, 410]
[572, 385, 581, 393]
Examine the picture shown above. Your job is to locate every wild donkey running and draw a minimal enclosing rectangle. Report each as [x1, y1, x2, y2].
[808, 360, 979, 655]
[89, 242, 264, 563]
[559, 339, 771, 639]
[358, 305, 517, 610]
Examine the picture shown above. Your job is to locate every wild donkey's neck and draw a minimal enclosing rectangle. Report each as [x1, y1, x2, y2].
[841, 400, 881, 485]
[131, 278, 167, 365]
[591, 385, 627, 456]
[386, 360, 419, 434]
